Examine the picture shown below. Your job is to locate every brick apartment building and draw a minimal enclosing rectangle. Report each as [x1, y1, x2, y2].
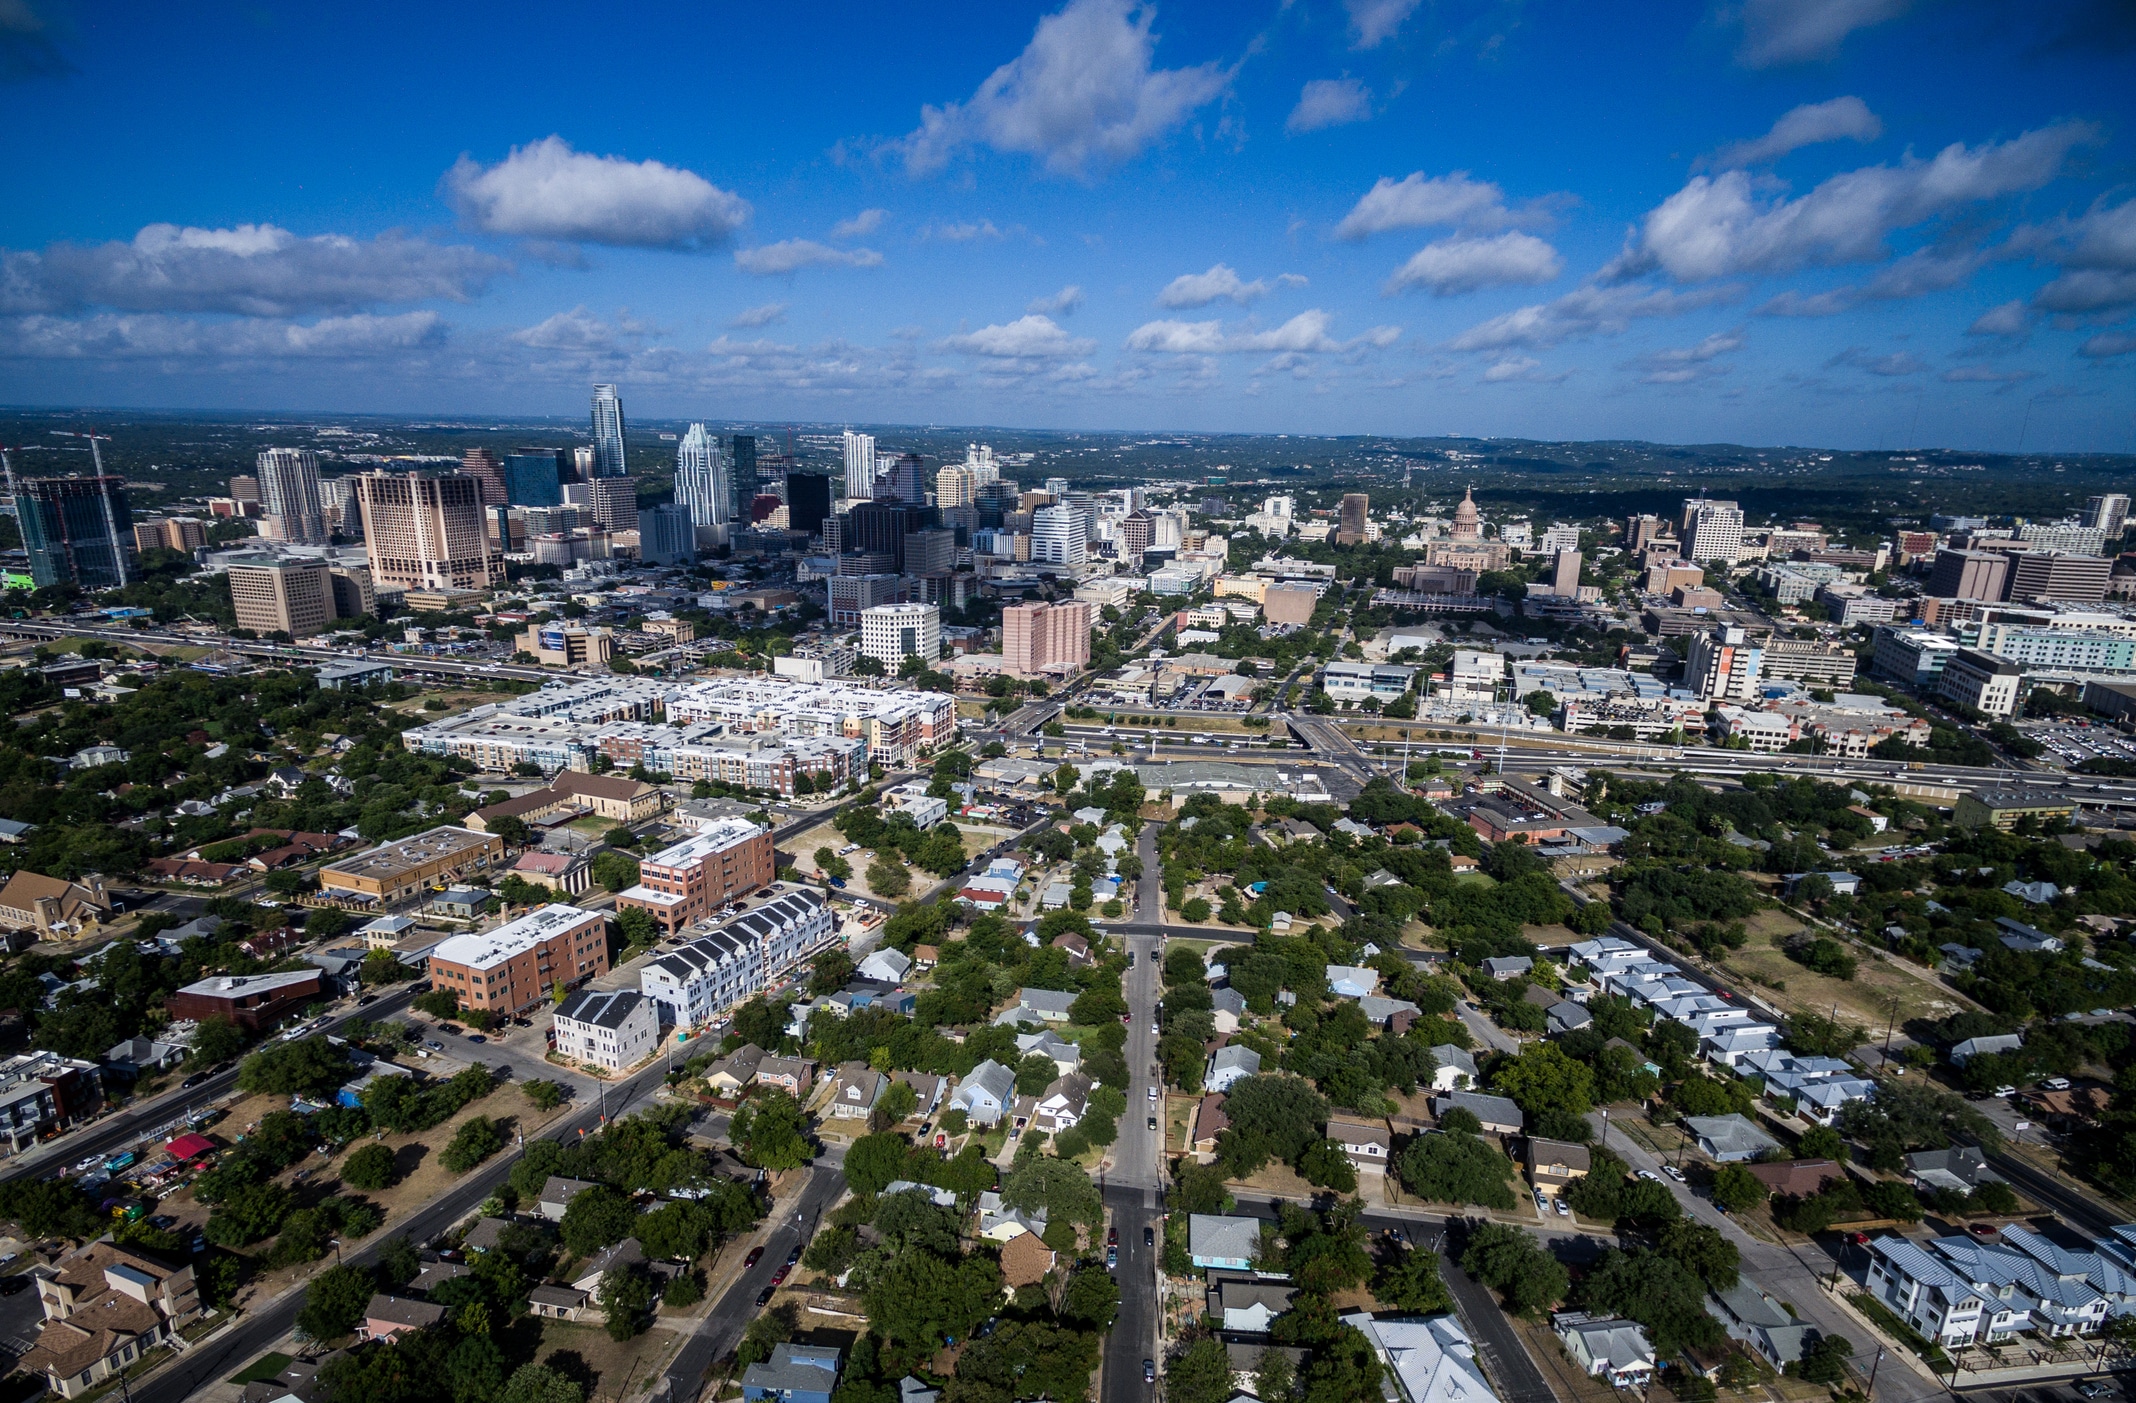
[319, 826, 506, 906]
[427, 903, 610, 1018]
[614, 818, 776, 938]
[165, 969, 325, 1031]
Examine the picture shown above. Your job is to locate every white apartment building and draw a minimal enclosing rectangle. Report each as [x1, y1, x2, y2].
[666, 676, 957, 767]
[860, 602, 942, 670]
[1686, 625, 1763, 702]
[552, 988, 659, 1071]
[638, 887, 835, 1029]
[842, 430, 876, 500]
[1682, 498, 1746, 564]
[1031, 504, 1090, 565]
[1936, 649, 2022, 717]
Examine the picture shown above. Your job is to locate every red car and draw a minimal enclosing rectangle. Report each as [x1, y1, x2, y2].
[770, 1266, 790, 1287]
[1108, 1227, 1119, 1246]
[745, 1247, 765, 1268]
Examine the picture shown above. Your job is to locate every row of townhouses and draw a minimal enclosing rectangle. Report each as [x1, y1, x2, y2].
[638, 886, 838, 1030]
[1868, 1224, 2136, 1345]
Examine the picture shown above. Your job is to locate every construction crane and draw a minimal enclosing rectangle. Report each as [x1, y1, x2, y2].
[37, 430, 128, 587]
[49, 429, 113, 474]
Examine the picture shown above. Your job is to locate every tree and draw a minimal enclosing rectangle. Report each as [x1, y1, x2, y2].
[1709, 1163, 1768, 1213]
[1460, 1222, 1569, 1313]
[862, 1249, 1003, 1350]
[592, 850, 641, 893]
[1003, 1154, 1104, 1232]
[868, 855, 911, 898]
[1796, 1124, 1849, 1163]
[1396, 1130, 1516, 1211]
[1060, 1266, 1121, 1330]
[1373, 1243, 1454, 1314]
[560, 1184, 638, 1257]
[616, 906, 656, 949]
[188, 1015, 247, 1068]
[341, 1143, 397, 1192]
[501, 1365, 584, 1403]
[1491, 1042, 1594, 1118]
[295, 1264, 376, 1344]
[440, 1115, 504, 1173]
[844, 1133, 913, 1196]
[238, 1036, 355, 1098]
[1579, 1248, 1724, 1355]
[1218, 1074, 1332, 1176]
[1297, 1139, 1358, 1192]
[732, 1089, 812, 1170]
[1166, 1338, 1235, 1403]
[1657, 1219, 1740, 1291]
[1789, 1334, 1854, 1385]
[598, 1264, 654, 1340]
[521, 1079, 565, 1111]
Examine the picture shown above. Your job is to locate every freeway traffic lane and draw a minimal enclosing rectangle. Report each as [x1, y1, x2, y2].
[0, 986, 421, 1183]
[130, 1061, 669, 1403]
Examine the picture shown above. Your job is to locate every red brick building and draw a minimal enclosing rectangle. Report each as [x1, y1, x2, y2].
[427, 903, 610, 1017]
[166, 969, 324, 1030]
[614, 818, 775, 938]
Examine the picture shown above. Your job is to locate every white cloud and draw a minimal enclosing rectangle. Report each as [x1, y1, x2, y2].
[1827, 346, 1926, 375]
[1384, 232, 1562, 297]
[1481, 356, 1562, 383]
[1710, 97, 1882, 168]
[733, 240, 885, 276]
[1630, 122, 2097, 282]
[1335, 171, 1517, 240]
[936, 314, 1097, 358]
[1635, 329, 1745, 383]
[898, 0, 1229, 178]
[0, 310, 445, 360]
[1287, 78, 1372, 134]
[1966, 301, 2031, 338]
[929, 220, 1005, 242]
[1345, 0, 1420, 48]
[2080, 332, 2136, 359]
[1735, 0, 1911, 68]
[1028, 285, 1085, 315]
[832, 208, 887, 238]
[1157, 263, 1306, 308]
[1448, 283, 1736, 352]
[730, 302, 789, 328]
[511, 306, 624, 351]
[1125, 308, 1396, 354]
[1942, 365, 2039, 385]
[442, 136, 750, 250]
[0, 223, 505, 317]
[1756, 245, 1987, 316]
[2026, 197, 2136, 315]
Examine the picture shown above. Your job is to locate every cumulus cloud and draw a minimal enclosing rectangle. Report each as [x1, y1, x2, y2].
[0, 310, 445, 360]
[929, 220, 1005, 242]
[2024, 197, 2136, 315]
[1710, 97, 1882, 168]
[1481, 356, 1567, 383]
[936, 314, 1098, 358]
[1635, 329, 1745, 383]
[510, 306, 628, 351]
[2080, 331, 2136, 359]
[832, 208, 887, 238]
[1448, 283, 1736, 352]
[1942, 365, 2039, 384]
[1125, 308, 1396, 354]
[442, 136, 750, 250]
[0, 223, 506, 318]
[1756, 245, 1988, 316]
[1028, 285, 1085, 315]
[1345, 0, 1420, 48]
[1735, 0, 1911, 67]
[1287, 78, 1372, 133]
[1624, 121, 2097, 283]
[733, 240, 885, 276]
[1384, 232, 1563, 297]
[897, 0, 1229, 178]
[1157, 263, 1306, 308]
[1967, 300, 2032, 338]
[1335, 171, 1521, 240]
[730, 302, 789, 328]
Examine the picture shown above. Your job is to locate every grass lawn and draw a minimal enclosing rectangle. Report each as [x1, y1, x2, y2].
[1165, 1094, 1195, 1154]
[1713, 913, 1972, 1034]
[230, 1354, 293, 1385]
[1452, 871, 1497, 888]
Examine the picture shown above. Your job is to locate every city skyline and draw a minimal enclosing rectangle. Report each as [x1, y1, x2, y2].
[2, 1, 2133, 452]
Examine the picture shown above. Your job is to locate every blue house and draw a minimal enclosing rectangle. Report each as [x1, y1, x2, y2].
[1188, 1214, 1262, 1270]
[742, 1344, 841, 1403]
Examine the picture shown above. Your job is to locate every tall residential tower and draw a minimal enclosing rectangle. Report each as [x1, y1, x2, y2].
[256, 448, 327, 545]
[590, 384, 628, 478]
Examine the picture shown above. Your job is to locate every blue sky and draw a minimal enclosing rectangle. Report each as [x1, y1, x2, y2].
[3, 0, 2133, 451]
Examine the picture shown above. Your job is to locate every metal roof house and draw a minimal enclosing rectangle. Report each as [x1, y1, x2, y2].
[1683, 1113, 1783, 1163]
[1189, 1214, 1263, 1271]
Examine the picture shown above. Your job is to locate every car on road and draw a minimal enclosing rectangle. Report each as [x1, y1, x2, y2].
[182, 1072, 212, 1088]
[440, 1024, 462, 1036]
[1636, 1169, 1663, 1183]
[1107, 1247, 1118, 1269]
[745, 1247, 764, 1267]
[1993, 1085, 2017, 1097]
[1108, 1227, 1118, 1246]
[1144, 1360, 1156, 1384]
[1144, 1227, 1154, 1246]
[1146, 1086, 1158, 1100]
[2076, 1383, 2113, 1399]
[757, 1286, 776, 1307]
[1148, 1116, 1157, 1130]
[770, 1266, 789, 1287]
[358, 993, 378, 1005]
[467, 1035, 486, 1044]
[1663, 1165, 1685, 1182]
[1150, 1024, 1158, 1035]
[787, 1246, 800, 1266]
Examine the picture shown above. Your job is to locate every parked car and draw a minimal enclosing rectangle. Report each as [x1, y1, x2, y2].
[425, 1040, 443, 1051]
[357, 993, 378, 1005]
[1148, 1116, 1157, 1130]
[786, 1246, 800, 1267]
[756, 1286, 776, 1307]
[2043, 1077, 2072, 1091]
[466, 1035, 486, 1044]
[1554, 1198, 1570, 1217]
[1663, 1165, 1685, 1182]
[1107, 1227, 1118, 1246]
[1146, 1086, 1158, 1100]
[181, 1072, 212, 1088]
[744, 1247, 764, 1268]
[1107, 1247, 1118, 1269]
[1637, 1169, 1663, 1183]
[1144, 1226, 1154, 1247]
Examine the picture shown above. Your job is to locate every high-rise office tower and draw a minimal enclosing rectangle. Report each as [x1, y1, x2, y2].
[1552, 549, 1582, 597]
[1044, 477, 1069, 501]
[1031, 504, 1089, 566]
[226, 555, 336, 637]
[2088, 494, 2131, 542]
[568, 447, 592, 484]
[859, 602, 941, 670]
[875, 453, 927, 505]
[586, 477, 638, 534]
[935, 465, 975, 507]
[228, 474, 261, 504]
[255, 448, 328, 545]
[674, 424, 732, 537]
[504, 449, 566, 508]
[1003, 600, 1093, 678]
[1682, 497, 1745, 564]
[590, 384, 628, 478]
[786, 473, 832, 538]
[842, 430, 877, 500]
[964, 443, 998, 486]
[356, 472, 501, 592]
[459, 448, 508, 507]
[18, 476, 135, 589]
[1925, 549, 2009, 602]
[732, 436, 758, 524]
[1118, 510, 1154, 561]
[638, 503, 696, 567]
[1337, 493, 1369, 545]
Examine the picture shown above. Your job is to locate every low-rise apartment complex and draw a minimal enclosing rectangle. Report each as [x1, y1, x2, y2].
[428, 903, 610, 1017]
[614, 818, 778, 938]
[639, 887, 836, 1028]
[318, 826, 506, 906]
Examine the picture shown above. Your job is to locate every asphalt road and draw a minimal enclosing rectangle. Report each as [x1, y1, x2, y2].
[1100, 822, 1166, 1403]
[0, 986, 421, 1183]
[129, 1062, 670, 1403]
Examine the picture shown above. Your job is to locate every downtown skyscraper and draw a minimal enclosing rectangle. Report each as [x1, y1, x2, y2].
[842, 429, 876, 501]
[590, 384, 628, 478]
[256, 448, 327, 544]
[673, 423, 732, 541]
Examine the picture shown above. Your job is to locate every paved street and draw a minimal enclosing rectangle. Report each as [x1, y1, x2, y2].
[1100, 821, 1166, 1403]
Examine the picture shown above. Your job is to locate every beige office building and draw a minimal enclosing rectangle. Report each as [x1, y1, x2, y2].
[356, 472, 501, 592]
[227, 556, 336, 637]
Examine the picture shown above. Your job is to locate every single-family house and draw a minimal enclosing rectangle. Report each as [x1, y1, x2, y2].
[1745, 1159, 1845, 1198]
[828, 1062, 886, 1120]
[706, 1043, 767, 1096]
[538, 1177, 600, 1222]
[891, 1071, 947, 1118]
[1003, 988, 1076, 1024]
[951, 1059, 1016, 1126]
[1429, 1045, 1478, 1092]
[1342, 1314, 1495, 1403]
[1358, 994, 1421, 1028]
[1546, 1001, 1592, 1035]
[1435, 1091, 1523, 1134]
[571, 1238, 646, 1296]
[1949, 1034, 2024, 1066]
[1709, 1281, 1821, 1369]
[976, 1191, 1047, 1242]
[1526, 1138, 1592, 1201]
[1905, 1145, 2004, 1194]
[1481, 956, 1533, 980]
[1191, 1094, 1229, 1161]
[1189, 1214, 1263, 1271]
[361, 1294, 446, 1342]
[1021, 1072, 1093, 1136]
[1326, 1116, 1392, 1176]
[755, 1055, 816, 1095]
[1206, 1045, 1261, 1094]
[1206, 1274, 1297, 1332]
[1212, 987, 1248, 1034]
[1016, 1029, 1082, 1077]
[856, 948, 912, 984]
[1553, 1313, 1657, 1389]
[1684, 1114, 1783, 1163]
[742, 1344, 842, 1403]
[1325, 965, 1380, 999]
[527, 1284, 592, 1322]
[999, 1231, 1056, 1289]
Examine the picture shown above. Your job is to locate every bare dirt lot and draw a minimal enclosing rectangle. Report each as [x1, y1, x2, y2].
[1712, 909, 1973, 1035]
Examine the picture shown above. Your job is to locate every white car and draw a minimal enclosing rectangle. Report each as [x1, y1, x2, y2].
[1553, 1198, 1570, 1217]
[1147, 1086, 1158, 1100]
[1636, 1169, 1663, 1183]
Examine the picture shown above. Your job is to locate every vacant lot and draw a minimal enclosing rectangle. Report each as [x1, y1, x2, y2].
[1714, 913, 1971, 1036]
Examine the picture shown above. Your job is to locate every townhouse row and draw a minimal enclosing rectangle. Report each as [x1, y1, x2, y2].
[1868, 1223, 2136, 1346]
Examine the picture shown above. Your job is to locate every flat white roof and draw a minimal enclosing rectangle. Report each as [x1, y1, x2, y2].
[643, 818, 766, 870]
[429, 903, 604, 972]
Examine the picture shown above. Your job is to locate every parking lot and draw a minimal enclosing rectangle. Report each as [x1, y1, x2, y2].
[2023, 718, 2136, 768]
